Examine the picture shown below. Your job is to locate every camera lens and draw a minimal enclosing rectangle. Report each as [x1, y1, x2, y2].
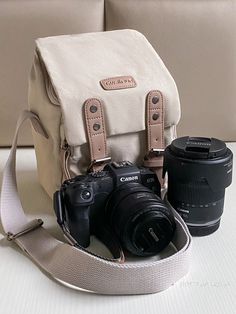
[105, 183, 176, 257]
[163, 137, 233, 236]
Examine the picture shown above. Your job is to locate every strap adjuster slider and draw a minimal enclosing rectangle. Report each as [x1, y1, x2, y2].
[6, 219, 44, 241]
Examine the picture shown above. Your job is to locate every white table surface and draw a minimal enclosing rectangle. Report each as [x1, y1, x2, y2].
[0, 144, 235, 314]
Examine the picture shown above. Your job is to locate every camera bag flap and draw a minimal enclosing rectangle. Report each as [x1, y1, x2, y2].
[0, 30, 191, 295]
[29, 29, 180, 197]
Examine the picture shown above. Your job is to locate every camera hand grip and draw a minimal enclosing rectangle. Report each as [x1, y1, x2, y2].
[69, 206, 90, 247]
[53, 191, 64, 225]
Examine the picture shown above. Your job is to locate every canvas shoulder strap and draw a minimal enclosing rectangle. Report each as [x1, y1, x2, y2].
[0, 110, 191, 295]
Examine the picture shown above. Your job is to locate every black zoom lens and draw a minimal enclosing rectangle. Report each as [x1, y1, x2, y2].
[163, 137, 233, 236]
[105, 183, 176, 257]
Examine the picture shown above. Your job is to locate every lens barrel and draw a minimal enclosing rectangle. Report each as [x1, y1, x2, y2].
[105, 183, 176, 256]
[163, 137, 233, 236]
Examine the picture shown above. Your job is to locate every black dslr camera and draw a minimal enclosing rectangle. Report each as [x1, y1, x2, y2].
[54, 161, 176, 257]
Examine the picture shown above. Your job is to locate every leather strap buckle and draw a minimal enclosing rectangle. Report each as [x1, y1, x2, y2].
[6, 219, 44, 241]
[87, 156, 111, 173]
[144, 148, 165, 160]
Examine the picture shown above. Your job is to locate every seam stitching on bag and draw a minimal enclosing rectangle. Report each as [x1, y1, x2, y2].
[84, 100, 94, 160]
[147, 90, 164, 149]
[100, 100, 107, 155]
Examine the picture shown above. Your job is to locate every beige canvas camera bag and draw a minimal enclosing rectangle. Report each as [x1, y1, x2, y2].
[0, 30, 191, 294]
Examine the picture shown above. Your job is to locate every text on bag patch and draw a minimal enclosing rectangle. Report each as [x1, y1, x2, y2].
[100, 76, 137, 90]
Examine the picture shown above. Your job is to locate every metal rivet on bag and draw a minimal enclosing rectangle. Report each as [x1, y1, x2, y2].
[152, 96, 159, 104]
[93, 123, 101, 131]
[152, 113, 159, 120]
[90, 105, 98, 113]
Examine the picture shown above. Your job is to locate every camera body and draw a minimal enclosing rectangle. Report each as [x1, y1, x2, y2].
[54, 161, 161, 250]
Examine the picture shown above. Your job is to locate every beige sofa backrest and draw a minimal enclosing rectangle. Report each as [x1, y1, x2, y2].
[1, 0, 235, 146]
[0, 0, 104, 146]
[106, 0, 236, 141]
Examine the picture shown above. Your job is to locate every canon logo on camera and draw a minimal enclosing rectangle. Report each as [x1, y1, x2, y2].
[120, 176, 139, 182]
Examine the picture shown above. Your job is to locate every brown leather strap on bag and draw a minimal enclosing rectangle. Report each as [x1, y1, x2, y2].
[84, 98, 111, 172]
[144, 90, 165, 185]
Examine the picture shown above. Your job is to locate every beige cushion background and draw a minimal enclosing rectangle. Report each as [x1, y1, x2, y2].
[105, 0, 236, 141]
[0, 0, 104, 146]
[1, 0, 236, 146]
